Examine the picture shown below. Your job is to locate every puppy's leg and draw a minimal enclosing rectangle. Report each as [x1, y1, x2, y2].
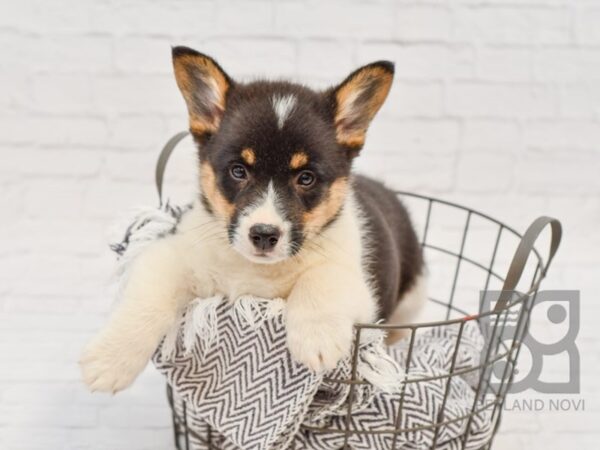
[80, 237, 198, 393]
[385, 274, 428, 345]
[286, 264, 375, 372]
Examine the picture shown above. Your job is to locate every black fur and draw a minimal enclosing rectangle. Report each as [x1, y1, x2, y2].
[353, 176, 423, 319]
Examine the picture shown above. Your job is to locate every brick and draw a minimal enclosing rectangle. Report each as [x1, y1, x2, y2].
[202, 38, 296, 78]
[68, 427, 172, 450]
[36, 117, 109, 147]
[358, 43, 475, 81]
[98, 405, 171, 428]
[0, 71, 30, 111]
[0, 0, 113, 34]
[532, 7, 573, 45]
[83, 180, 155, 219]
[356, 151, 456, 194]
[23, 179, 87, 219]
[0, 147, 102, 179]
[0, 114, 37, 144]
[108, 1, 218, 36]
[104, 151, 156, 183]
[0, 404, 96, 428]
[524, 120, 600, 151]
[31, 74, 93, 114]
[535, 48, 600, 83]
[358, 43, 448, 80]
[297, 40, 355, 79]
[453, 6, 571, 45]
[115, 37, 173, 74]
[446, 82, 557, 118]
[576, 5, 600, 45]
[462, 120, 521, 150]
[534, 48, 581, 83]
[92, 75, 181, 115]
[456, 151, 515, 193]
[275, 1, 395, 38]
[557, 83, 600, 119]
[477, 47, 531, 82]
[31, 36, 113, 73]
[215, 1, 275, 35]
[0, 183, 24, 218]
[516, 155, 600, 194]
[108, 115, 168, 150]
[385, 82, 444, 118]
[9, 218, 106, 257]
[367, 119, 460, 155]
[0, 115, 108, 149]
[395, 5, 451, 41]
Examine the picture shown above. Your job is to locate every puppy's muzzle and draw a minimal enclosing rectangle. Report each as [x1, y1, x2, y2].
[249, 223, 281, 252]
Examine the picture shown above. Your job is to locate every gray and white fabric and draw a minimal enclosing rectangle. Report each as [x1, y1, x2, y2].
[111, 204, 493, 450]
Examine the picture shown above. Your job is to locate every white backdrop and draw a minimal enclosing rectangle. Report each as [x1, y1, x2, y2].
[1, 0, 599, 449]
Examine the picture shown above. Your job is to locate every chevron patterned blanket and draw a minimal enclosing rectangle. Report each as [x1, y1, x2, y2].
[111, 204, 493, 450]
[152, 297, 492, 450]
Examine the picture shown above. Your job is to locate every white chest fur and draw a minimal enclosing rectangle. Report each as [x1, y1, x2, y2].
[175, 192, 373, 304]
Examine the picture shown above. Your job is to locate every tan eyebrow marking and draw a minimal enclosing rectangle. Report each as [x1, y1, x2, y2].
[241, 148, 256, 165]
[290, 152, 309, 169]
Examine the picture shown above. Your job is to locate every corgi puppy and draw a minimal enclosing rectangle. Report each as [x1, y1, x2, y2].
[81, 47, 425, 393]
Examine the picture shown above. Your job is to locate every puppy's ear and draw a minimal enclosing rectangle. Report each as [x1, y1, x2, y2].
[331, 61, 394, 154]
[172, 46, 232, 139]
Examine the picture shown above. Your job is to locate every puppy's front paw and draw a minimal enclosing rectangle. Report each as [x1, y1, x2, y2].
[286, 316, 353, 372]
[80, 334, 151, 393]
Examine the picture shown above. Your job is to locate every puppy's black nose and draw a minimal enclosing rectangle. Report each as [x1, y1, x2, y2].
[249, 224, 281, 252]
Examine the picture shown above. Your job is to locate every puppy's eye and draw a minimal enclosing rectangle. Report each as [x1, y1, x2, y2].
[230, 164, 248, 181]
[296, 170, 316, 188]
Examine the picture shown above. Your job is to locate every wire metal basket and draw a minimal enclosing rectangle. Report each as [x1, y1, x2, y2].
[164, 190, 561, 450]
[157, 133, 562, 450]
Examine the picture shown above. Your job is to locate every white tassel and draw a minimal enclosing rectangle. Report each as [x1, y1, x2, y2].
[264, 298, 286, 320]
[356, 328, 404, 394]
[109, 206, 181, 300]
[233, 295, 266, 329]
[357, 349, 404, 394]
[161, 311, 184, 360]
[232, 295, 285, 329]
[182, 296, 222, 355]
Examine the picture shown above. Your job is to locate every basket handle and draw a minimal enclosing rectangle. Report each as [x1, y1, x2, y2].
[155, 131, 190, 206]
[494, 216, 562, 312]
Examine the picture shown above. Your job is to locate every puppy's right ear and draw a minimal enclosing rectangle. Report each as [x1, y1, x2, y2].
[172, 46, 232, 139]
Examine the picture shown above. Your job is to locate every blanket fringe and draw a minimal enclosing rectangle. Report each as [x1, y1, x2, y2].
[233, 295, 286, 330]
[358, 349, 404, 394]
[183, 296, 223, 355]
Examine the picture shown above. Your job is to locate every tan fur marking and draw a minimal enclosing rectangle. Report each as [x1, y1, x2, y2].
[339, 135, 365, 150]
[200, 162, 234, 219]
[173, 54, 230, 135]
[241, 148, 256, 165]
[335, 65, 393, 149]
[290, 152, 309, 169]
[303, 178, 348, 232]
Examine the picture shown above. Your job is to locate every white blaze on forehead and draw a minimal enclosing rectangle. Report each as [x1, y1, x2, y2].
[272, 94, 297, 129]
[243, 182, 287, 227]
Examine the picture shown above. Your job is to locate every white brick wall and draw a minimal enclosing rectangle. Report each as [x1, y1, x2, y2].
[1, 0, 598, 448]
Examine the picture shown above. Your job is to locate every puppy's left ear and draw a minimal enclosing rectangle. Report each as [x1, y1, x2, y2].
[331, 61, 394, 154]
[172, 46, 233, 139]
